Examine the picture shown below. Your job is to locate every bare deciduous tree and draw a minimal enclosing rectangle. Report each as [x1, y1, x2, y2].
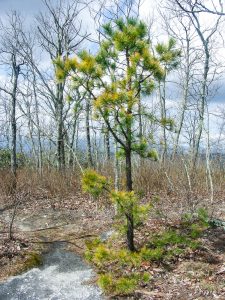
[0, 12, 28, 188]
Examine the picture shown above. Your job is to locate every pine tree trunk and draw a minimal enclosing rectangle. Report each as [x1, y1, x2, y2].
[85, 98, 93, 167]
[125, 148, 135, 251]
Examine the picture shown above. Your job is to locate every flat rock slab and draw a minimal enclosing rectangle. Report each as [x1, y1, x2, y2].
[0, 242, 103, 300]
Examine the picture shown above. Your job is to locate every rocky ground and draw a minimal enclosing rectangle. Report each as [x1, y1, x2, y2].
[0, 189, 224, 299]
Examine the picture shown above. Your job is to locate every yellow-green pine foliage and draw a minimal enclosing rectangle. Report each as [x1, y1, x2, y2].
[82, 169, 151, 228]
[54, 56, 67, 81]
[82, 169, 107, 197]
[59, 18, 167, 160]
[111, 190, 151, 227]
[155, 37, 181, 74]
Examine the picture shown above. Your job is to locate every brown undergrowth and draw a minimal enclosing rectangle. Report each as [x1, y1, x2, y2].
[0, 163, 224, 298]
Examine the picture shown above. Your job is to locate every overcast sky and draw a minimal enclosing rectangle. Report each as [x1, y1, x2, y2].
[0, 0, 224, 144]
[0, 0, 224, 105]
[0, 0, 45, 14]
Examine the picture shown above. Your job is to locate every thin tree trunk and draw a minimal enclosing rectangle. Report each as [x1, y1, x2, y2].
[114, 141, 119, 191]
[105, 127, 111, 161]
[173, 33, 190, 159]
[33, 73, 43, 175]
[125, 147, 135, 251]
[192, 50, 209, 167]
[138, 95, 144, 167]
[159, 78, 167, 165]
[68, 118, 77, 167]
[11, 61, 19, 190]
[125, 49, 135, 251]
[205, 106, 214, 206]
[26, 99, 38, 167]
[183, 6, 220, 168]
[56, 82, 65, 170]
[93, 129, 99, 170]
[85, 98, 93, 167]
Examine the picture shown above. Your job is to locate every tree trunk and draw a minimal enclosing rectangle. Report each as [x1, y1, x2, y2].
[56, 82, 65, 170]
[11, 62, 19, 190]
[85, 98, 93, 167]
[114, 141, 119, 191]
[105, 127, 111, 161]
[33, 72, 43, 175]
[192, 45, 209, 168]
[125, 147, 135, 251]
[159, 78, 167, 166]
[68, 118, 77, 167]
[173, 33, 190, 159]
[138, 95, 144, 167]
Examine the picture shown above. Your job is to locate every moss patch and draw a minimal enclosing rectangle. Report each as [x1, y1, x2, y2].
[21, 252, 43, 272]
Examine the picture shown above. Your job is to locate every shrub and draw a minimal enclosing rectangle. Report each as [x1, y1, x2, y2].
[114, 276, 138, 294]
[0, 148, 27, 169]
[150, 230, 188, 248]
[98, 273, 113, 292]
[140, 246, 164, 261]
[82, 169, 108, 197]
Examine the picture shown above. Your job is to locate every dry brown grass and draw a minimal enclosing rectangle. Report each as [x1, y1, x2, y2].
[133, 159, 225, 219]
[0, 167, 83, 211]
[0, 159, 224, 219]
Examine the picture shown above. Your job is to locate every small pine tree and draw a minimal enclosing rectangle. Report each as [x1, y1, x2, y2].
[55, 18, 178, 251]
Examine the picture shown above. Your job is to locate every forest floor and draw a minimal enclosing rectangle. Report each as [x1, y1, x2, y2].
[0, 188, 224, 300]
